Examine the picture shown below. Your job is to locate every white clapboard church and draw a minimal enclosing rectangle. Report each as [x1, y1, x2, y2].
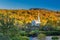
[31, 12, 41, 27]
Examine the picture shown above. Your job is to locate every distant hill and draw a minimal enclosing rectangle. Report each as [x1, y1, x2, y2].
[0, 9, 60, 25]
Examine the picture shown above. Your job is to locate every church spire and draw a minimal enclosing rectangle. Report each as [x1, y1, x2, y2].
[31, 11, 41, 26]
[38, 11, 41, 23]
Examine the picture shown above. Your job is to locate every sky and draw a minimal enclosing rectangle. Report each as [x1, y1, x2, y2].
[0, 0, 60, 10]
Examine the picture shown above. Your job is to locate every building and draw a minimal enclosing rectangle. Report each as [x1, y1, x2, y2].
[31, 13, 41, 27]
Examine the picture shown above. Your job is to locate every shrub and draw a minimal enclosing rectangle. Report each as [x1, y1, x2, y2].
[52, 36, 59, 40]
[19, 36, 29, 40]
[20, 31, 27, 36]
[37, 33, 46, 40]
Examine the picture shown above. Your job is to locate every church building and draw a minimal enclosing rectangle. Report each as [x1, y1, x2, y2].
[31, 12, 41, 27]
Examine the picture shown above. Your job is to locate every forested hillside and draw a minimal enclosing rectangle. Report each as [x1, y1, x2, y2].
[0, 9, 60, 40]
[0, 9, 60, 26]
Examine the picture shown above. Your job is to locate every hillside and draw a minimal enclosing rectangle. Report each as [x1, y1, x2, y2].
[0, 9, 60, 26]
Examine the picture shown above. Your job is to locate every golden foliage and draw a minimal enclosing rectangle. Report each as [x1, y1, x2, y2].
[0, 9, 60, 25]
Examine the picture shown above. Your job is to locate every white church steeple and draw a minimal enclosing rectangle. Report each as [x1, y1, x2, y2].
[35, 12, 41, 24]
[31, 11, 41, 26]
